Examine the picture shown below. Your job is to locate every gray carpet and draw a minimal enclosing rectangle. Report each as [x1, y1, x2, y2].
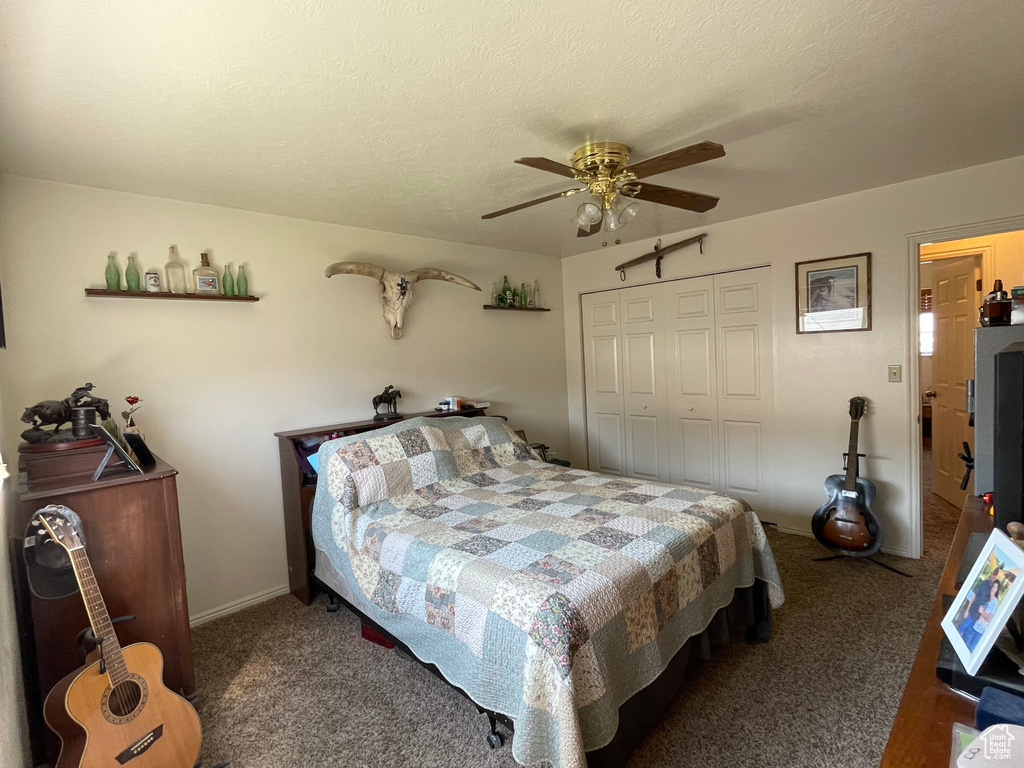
[191, 457, 960, 768]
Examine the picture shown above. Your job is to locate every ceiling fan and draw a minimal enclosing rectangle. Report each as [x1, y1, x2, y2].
[481, 140, 725, 238]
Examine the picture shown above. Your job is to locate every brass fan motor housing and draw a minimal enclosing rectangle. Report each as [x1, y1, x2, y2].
[570, 142, 632, 177]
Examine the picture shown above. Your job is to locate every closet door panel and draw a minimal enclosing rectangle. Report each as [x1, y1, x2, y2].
[665, 276, 718, 488]
[621, 284, 669, 480]
[583, 293, 625, 475]
[714, 268, 774, 512]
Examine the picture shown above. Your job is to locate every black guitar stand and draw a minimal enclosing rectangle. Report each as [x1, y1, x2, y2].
[812, 552, 912, 577]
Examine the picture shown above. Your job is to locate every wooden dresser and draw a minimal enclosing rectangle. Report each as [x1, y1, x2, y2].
[12, 444, 194, 764]
[880, 494, 991, 767]
[275, 407, 487, 604]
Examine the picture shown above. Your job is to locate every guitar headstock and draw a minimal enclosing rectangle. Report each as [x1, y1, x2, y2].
[849, 396, 867, 421]
[33, 505, 85, 553]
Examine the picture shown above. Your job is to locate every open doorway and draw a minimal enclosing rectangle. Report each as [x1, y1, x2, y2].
[917, 229, 1024, 556]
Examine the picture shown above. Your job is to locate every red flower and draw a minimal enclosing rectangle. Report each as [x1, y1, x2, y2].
[125, 396, 141, 405]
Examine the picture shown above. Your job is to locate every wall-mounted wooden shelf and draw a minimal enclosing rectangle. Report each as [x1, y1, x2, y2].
[482, 305, 550, 312]
[85, 289, 259, 302]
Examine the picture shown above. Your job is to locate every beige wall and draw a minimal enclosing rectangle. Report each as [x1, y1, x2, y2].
[562, 156, 1024, 558]
[0, 370, 30, 767]
[0, 176, 569, 620]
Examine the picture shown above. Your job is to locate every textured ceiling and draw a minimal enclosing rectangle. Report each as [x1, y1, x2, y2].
[1, 0, 1021, 257]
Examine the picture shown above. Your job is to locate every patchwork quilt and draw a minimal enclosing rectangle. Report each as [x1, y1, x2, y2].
[311, 416, 783, 768]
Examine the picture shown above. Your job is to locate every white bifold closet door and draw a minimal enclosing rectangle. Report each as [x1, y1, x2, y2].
[582, 267, 774, 509]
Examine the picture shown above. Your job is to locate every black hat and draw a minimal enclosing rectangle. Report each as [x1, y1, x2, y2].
[23, 507, 85, 600]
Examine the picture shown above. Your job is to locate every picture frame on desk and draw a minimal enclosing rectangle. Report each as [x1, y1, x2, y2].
[941, 528, 1024, 675]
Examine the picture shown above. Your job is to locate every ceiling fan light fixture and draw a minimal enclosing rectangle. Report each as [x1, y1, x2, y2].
[576, 199, 602, 228]
[603, 196, 639, 231]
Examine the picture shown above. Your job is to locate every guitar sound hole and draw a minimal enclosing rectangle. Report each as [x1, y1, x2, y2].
[108, 680, 144, 718]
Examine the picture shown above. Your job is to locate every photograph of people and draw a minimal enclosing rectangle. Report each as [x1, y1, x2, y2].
[942, 530, 1024, 676]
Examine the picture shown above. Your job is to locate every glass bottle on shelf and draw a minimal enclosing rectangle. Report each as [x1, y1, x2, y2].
[193, 251, 219, 293]
[527, 282, 535, 308]
[222, 264, 235, 296]
[490, 282, 497, 305]
[105, 251, 121, 292]
[125, 253, 141, 292]
[520, 282, 526, 307]
[165, 245, 187, 294]
[502, 275, 513, 305]
[512, 285, 520, 307]
[533, 280, 540, 308]
[236, 265, 249, 297]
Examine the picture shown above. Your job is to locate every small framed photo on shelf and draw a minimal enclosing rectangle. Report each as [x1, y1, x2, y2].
[195, 275, 220, 294]
[941, 528, 1024, 675]
[145, 272, 161, 292]
[795, 252, 871, 334]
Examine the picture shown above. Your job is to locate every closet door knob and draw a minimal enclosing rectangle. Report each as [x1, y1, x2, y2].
[642, 404, 647, 409]
[689, 406, 694, 411]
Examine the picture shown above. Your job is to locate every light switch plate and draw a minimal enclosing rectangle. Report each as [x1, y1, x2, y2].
[888, 364, 902, 382]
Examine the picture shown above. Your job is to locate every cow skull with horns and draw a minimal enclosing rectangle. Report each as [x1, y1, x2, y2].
[325, 261, 481, 340]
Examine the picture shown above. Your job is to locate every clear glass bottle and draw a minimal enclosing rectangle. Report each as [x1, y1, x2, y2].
[526, 282, 535, 308]
[513, 285, 520, 307]
[105, 251, 121, 292]
[193, 251, 219, 294]
[165, 245, 187, 294]
[222, 264, 235, 296]
[533, 280, 540, 308]
[490, 282, 497, 305]
[236, 265, 249, 297]
[125, 253, 141, 292]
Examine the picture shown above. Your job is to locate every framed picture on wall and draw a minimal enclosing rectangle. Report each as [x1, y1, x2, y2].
[795, 252, 872, 333]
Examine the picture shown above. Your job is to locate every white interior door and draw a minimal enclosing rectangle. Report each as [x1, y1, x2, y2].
[620, 284, 669, 481]
[664, 276, 720, 489]
[582, 292, 626, 475]
[930, 255, 979, 508]
[713, 268, 774, 511]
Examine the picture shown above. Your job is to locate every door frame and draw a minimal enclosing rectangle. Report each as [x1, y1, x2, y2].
[905, 215, 1024, 558]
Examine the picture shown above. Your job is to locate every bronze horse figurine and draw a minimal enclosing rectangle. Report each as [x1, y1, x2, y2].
[372, 385, 402, 421]
[22, 396, 111, 433]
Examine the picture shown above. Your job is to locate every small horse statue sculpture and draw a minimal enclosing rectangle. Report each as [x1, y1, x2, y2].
[21, 383, 112, 444]
[372, 385, 402, 421]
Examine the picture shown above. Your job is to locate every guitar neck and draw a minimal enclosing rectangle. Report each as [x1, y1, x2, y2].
[68, 547, 130, 685]
[844, 419, 860, 490]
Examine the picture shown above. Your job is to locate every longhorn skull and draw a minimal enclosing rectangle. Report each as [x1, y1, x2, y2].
[325, 261, 481, 340]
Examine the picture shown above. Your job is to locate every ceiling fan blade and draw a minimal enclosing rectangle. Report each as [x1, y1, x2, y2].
[621, 141, 725, 180]
[481, 188, 583, 219]
[515, 157, 588, 179]
[577, 221, 601, 238]
[628, 182, 719, 213]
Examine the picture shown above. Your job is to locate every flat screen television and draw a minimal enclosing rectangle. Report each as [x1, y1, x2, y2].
[994, 341, 1024, 532]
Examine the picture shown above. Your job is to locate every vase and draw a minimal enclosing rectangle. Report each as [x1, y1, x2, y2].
[105, 252, 121, 292]
[236, 265, 248, 297]
[125, 254, 141, 292]
[222, 264, 235, 297]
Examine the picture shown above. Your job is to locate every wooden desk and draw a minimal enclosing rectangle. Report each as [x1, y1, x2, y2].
[880, 495, 991, 767]
[275, 408, 487, 604]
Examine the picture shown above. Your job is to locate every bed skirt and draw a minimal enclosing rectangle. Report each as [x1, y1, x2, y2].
[586, 579, 772, 768]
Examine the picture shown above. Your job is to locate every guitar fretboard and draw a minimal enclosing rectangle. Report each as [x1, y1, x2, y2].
[844, 419, 860, 491]
[69, 547, 130, 686]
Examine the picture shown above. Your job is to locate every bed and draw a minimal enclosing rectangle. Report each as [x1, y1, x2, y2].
[310, 415, 784, 768]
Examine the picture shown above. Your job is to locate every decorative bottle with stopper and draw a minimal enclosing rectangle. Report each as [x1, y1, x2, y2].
[193, 251, 219, 293]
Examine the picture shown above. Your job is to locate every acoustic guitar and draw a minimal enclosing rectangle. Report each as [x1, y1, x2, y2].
[811, 397, 883, 555]
[34, 505, 202, 768]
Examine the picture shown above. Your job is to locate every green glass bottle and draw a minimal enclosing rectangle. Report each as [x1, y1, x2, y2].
[236, 265, 248, 297]
[125, 254, 141, 292]
[502, 275, 512, 305]
[520, 283, 526, 307]
[104, 252, 121, 292]
[222, 264, 235, 296]
[512, 285, 520, 307]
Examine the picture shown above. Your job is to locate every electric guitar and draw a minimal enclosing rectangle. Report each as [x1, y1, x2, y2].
[811, 397, 883, 554]
[35, 505, 202, 768]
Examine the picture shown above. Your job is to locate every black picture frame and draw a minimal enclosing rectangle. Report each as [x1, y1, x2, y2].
[123, 432, 157, 466]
